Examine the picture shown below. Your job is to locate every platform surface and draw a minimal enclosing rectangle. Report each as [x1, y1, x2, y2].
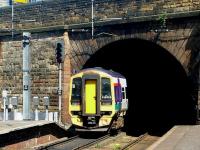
[0, 120, 55, 134]
[148, 125, 200, 150]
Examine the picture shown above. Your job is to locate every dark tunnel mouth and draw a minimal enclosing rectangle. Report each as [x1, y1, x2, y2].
[82, 38, 196, 136]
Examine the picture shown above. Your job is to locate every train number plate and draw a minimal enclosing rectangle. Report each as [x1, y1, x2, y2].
[87, 116, 96, 125]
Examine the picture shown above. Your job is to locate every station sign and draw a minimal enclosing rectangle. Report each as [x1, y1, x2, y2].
[14, 0, 29, 4]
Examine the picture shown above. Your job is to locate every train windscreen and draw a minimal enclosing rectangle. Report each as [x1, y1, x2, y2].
[101, 78, 112, 104]
[71, 77, 82, 105]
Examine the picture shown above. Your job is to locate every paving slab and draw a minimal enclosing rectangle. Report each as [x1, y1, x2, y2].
[147, 125, 200, 150]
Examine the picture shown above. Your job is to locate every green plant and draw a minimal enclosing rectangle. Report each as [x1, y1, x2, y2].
[113, 143, 121, 150]
[95, 143, 101, 148]
[158, 13, 167, 28]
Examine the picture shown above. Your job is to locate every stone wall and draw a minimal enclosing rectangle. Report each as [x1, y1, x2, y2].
[0, 0, 200, 122]
[0, 0, 200, 32]
[0, 31, 64, 112]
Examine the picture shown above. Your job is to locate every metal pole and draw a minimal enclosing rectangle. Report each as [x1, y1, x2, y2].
[14, 108, 17, 120]
[58, 63, 62, 123]
[3, 98, 6, 122]
[2, 90, 8, 122]
[22, 32, 31, 120]
[35, 108, 38, 121]
[11, 0, 14, 39]
[5, 106, 8, 120]
[45, 106, 49, 121]
[91, 0, 94, 39]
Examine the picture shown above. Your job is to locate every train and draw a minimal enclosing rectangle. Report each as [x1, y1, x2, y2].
[69, 67, 128, 132]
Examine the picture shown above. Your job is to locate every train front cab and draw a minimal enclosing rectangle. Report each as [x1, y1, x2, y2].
[69, 70, 127, 132]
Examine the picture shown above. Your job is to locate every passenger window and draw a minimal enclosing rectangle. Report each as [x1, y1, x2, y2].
[101, 78, 112, 100]
[71, 78, 82, 103]
[122, 87, 126, 99]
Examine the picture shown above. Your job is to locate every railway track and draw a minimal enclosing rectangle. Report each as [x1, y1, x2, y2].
[85, 132, 159, 150]
[36, 133, 111, 150]
[35, 131, 159, 150]
[122, 133, 159, 150]
[121, 133, 148, 150]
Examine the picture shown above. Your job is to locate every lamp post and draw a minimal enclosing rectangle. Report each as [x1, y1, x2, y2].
[22, 32, 31, 120]
[11, 0, 14, 39]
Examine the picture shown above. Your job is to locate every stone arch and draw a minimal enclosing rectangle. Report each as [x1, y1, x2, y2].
[81, 38, 196, 135]
[68, 29, 192, 74]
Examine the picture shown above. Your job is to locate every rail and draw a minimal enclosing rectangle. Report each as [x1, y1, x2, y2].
[35, 135, 79, 150]
[121, 133, 148, 150]
[73, 133, 110, 150]
[36, 133, 111, 150]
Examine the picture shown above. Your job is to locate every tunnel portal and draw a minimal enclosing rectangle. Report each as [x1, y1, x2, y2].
[82, 39, 196, 135]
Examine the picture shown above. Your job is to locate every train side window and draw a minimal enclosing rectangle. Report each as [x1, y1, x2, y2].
[122, 87, 125, 99]
[101, 78, 112, 100]
[71, 78, 82, 104]
[122, 87, 126, 99]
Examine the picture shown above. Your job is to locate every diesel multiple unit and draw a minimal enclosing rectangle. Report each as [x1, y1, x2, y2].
[69, 67, 128, 132]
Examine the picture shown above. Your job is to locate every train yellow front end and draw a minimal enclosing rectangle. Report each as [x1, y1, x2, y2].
[69, 68, 128, 132]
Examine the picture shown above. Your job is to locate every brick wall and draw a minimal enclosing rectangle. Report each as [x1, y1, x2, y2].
[0, 123, 69, 149]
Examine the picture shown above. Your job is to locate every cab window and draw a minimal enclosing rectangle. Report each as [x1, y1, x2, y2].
[101, 78, 112, 100]
[71, 78, 82, 104]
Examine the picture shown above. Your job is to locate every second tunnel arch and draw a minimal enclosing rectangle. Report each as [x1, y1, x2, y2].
[82, 38, 196, 134]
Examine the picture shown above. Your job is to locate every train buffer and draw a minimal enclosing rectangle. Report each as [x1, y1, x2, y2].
[147, 125, 200, 150]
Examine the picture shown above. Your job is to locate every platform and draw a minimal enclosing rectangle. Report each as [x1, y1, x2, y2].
[0, 121, 72, 150]
[0, 120, 55, 134]
[148, 125, 200, 150]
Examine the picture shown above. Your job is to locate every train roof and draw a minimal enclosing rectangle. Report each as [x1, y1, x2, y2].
[79, 67, 125, 78]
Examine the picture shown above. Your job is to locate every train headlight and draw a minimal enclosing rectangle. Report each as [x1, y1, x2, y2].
[101, 111, 112, 116]
[101, 101, 112, 105]
[71, 111, 81, 115]
[71, 101, 81, 105]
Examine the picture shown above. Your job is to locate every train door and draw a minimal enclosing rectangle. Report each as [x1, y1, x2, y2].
[85, 79, 97, 114]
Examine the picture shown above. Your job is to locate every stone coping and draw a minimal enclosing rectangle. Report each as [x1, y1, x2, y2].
[0, 120, 54, 135]
[0, 9, 200, 37]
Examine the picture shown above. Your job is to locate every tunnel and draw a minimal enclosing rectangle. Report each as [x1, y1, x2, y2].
[82, 38, 196, 135]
